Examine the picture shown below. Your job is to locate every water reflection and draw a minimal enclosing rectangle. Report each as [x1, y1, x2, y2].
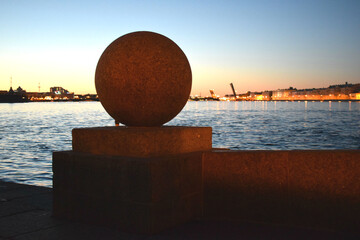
[171, 101, 360, 152]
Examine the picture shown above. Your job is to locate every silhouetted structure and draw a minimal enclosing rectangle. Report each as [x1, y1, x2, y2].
[0, 86, 28, 103]
[230, 83, 237, 98]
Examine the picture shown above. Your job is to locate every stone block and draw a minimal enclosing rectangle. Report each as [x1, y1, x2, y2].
[287, 150, 360, 232]
[150, 152, 203, 202]
[72, 126, 212, 157]
[53, 150, 203, 234]
[0, 210, 60, 238]
[202, 150, 288, 223]
[202, 149, 360, 233]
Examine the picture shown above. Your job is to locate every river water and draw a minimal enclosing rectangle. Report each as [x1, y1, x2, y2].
[1, 101, 359, 187]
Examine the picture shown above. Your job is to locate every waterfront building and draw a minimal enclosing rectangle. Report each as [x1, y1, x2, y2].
[0, 86, 28, 103]
[26, 86, 74, 101]
[272, 88, 296, 100]
[262, 91, 272, 101]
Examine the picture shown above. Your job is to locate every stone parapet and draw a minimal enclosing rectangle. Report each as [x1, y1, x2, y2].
[54, 124, 360, 234]
[202, 150, 360, 233]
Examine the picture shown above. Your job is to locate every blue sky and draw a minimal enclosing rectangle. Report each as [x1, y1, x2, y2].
[1, 0, 360, 96]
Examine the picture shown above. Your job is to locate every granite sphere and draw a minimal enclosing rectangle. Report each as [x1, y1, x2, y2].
[95, 31, 192, 126]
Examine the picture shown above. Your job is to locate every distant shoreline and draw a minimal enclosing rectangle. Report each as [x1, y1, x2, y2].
[1, 99, 360, 104]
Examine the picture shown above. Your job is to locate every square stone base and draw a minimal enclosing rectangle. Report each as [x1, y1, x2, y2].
[53, 150, 203, 234]
[72, 126, 212, 157]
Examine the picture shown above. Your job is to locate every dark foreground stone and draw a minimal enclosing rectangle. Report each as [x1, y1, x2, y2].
[0, 180, 358, 240]
[203, 150, 360, 233]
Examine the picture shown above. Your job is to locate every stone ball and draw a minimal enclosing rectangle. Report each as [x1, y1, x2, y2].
[95, 31, 192, 126]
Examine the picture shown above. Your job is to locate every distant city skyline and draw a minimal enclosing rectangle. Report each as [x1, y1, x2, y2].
[1, 0, 360, 96]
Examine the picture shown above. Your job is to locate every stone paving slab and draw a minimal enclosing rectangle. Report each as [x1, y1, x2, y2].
[0, 180, 359, 240]
[0, 198, 44, 218]
[13, 222, 144, 240]
[0, 210, 63, 238]
[0, 182, 51, 201]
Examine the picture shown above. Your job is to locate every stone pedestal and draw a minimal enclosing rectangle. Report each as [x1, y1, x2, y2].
[53, 126, 212, 234]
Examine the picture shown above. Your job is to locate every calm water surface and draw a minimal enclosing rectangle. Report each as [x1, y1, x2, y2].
[1, 101, 359, 187]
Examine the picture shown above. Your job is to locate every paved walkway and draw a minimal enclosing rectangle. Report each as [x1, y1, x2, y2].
[0, 180, 358, 240]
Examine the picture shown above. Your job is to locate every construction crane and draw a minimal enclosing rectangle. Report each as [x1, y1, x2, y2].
[230, 83, 237, 98]
[209, 89, 219, 101]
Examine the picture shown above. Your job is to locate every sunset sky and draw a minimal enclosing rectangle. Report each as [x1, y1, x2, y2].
[1, 0, 360, 96]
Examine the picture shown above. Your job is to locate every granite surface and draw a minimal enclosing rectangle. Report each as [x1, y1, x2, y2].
[72, 126, 212, 157]
[95, 31, 192, 126]
[53, 151, 203, 234]
[202, 150, 360, 233]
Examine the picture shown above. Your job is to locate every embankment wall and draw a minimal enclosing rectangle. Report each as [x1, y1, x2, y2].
[202, 150, 360, 232]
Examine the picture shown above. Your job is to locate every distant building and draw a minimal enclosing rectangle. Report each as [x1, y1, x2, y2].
[350, 93, 360, 100]
[49, 86, 74, 100]
[249, 91, 263, 100]
[26, 86, 74, 101]
[74, 94, 99, 101]
[0, 86, 28, 103]
[50, 86, 70, 95]
[262, 91, 272, 100]
[272, 88, 295, 100]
